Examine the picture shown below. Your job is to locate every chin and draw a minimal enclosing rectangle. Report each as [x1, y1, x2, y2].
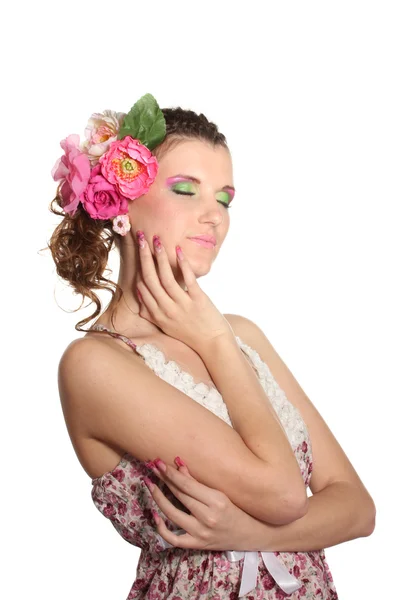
[191, 261, 212, 278]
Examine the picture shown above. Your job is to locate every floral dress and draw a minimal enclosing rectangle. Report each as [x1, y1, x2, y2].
[90, 324, 339, 599]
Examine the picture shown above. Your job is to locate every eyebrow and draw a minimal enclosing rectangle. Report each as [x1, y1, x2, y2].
[168, 174, 235, 194]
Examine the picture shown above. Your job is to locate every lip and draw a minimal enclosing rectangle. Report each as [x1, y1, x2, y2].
[188, 235, 217, 247]
[188, 235, 217, 249]
[189, 238, 216, 249]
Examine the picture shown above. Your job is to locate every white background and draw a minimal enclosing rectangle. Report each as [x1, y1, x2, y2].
[2, 1, 399, 598]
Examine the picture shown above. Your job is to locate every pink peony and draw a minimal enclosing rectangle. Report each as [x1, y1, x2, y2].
[81, 110, 125, 165]
[51, 134, 91, 216]
[81, 164, 129, 220]
[99, 136, 158, 200]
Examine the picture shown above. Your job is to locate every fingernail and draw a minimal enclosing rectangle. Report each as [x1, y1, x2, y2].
[144, 460, 160, 476]
[154, 458, 167, 472]
[136, 230, 145, 248]
[174, 456, 186, 468]
[153, 235, 162, 253]
[143, 476, 154, 491]
[176, 246, 184, 260]
[152, 509, 161, 523]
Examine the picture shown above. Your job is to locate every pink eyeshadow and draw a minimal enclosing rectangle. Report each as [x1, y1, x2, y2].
[166, 176, 192, 185]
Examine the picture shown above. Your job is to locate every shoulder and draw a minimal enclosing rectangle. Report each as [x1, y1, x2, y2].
[58, 334, 142, 402]
[59, 335, 113, 373]
[223, 313, 275, 364]
[60, 331, 138, 366]
[223, 313, 305, 401]
[58, 337, 109, 400]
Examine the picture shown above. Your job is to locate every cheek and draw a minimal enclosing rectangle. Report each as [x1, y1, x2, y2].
[154, 196, 190, 224]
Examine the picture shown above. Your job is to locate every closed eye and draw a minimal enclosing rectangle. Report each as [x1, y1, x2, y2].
[173, 189, 231, 209]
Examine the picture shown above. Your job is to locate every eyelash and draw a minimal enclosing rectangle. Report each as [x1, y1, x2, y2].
[173, 189, 231, 209]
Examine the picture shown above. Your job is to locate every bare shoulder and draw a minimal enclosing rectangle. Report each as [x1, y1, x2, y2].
[223, 313, 274, 357]
[59, 334, 121, 377]
[59, 330, 139, 366]
[57, 333, 140, 412]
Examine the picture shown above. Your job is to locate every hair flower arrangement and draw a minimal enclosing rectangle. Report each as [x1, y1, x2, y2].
[51, 93, 167, 235]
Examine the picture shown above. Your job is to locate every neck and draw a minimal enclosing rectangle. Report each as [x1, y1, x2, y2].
[96, 229, 186, 337]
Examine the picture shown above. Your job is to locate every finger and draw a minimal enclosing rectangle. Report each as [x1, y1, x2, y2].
[152, 235, 189, 304]
[136, 279, 160, 320]
[174, 457, 195, 478]
[160, 463, 220, 509]
[148, 464, 217, 527]
[147, 478, 199, 534]
[150, 471, 211, 524]
[175, 246, 202, 298]
[136, 230, 175, 310]
[152, 510, 204, 550]
[136, 278, 154, 321]
[177, 464, 193, 478]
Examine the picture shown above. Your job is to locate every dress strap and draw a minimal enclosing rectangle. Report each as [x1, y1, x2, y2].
[90, 323, 138, 351]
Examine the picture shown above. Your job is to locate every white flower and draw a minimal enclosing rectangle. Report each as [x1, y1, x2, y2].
[81, 109, 126, 165]
[112, 214, 131, 236]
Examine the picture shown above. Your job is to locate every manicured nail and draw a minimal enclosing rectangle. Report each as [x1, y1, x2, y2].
[154, 458, 167, 472]
[176, 246, 184, 260]
[175, 456, 186, 468]
[143, 476, 154, 491]
[136, 230, 145, 248]
[152, 509, 161, 523]
[153, 235, 162, 253]
[144, 460, 161, 476]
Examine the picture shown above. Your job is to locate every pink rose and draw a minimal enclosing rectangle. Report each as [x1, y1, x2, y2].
[51, 134, 91, 216]
[99, 136, 158, 200]
[81, 164, 129, 219]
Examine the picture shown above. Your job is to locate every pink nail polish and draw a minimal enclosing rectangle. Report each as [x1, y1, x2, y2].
[144, 460, 160, 475]
[143, 476, 154, 491]
[175, 456, 186, 467]
[136, 230, 145, 248]
[153, 235, 162, 253]
[154, 458, 167, 472]
[152, 510, 161, 523]
[176, 246, 184, 260]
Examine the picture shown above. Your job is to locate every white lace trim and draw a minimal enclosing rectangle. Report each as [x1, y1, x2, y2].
[135, 342, 233, 426]
[135, 335, 310, 450]
[234, 336, 311, 450]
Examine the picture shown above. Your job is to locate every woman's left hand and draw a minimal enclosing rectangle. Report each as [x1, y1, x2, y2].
[143, 458, 259, 551]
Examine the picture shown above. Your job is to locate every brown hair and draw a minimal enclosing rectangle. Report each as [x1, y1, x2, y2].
[44, 106, 228, 333]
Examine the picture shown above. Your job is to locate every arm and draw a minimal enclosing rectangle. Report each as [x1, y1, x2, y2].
[61, 337, 304, 526]
[219, 314, 376, 550]
[232, 481, 375, 552]
[199, 334, 309, 519]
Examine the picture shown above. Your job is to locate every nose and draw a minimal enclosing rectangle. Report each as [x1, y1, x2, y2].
[198, 195, 225, 225]
[200, 209, 223, 227]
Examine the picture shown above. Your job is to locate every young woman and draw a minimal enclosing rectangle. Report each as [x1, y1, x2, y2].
[48, 94, 375, 599]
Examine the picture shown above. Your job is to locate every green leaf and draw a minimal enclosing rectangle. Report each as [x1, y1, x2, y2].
[117, 93, 166, 149]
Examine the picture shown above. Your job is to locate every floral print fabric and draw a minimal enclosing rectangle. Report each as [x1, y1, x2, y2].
[90, 326, 339, 598]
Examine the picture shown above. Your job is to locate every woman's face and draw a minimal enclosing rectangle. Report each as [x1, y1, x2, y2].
[128, 138, 235, 277]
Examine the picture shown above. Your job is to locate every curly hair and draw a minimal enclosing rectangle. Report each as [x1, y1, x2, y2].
[44, 106, 229, 333]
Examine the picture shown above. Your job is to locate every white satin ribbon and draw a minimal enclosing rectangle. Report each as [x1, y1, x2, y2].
[155, 530, 302, 597]
[225, 550, 302, 597]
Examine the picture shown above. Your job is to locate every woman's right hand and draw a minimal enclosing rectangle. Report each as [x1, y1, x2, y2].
[135, 230, 234, 353]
